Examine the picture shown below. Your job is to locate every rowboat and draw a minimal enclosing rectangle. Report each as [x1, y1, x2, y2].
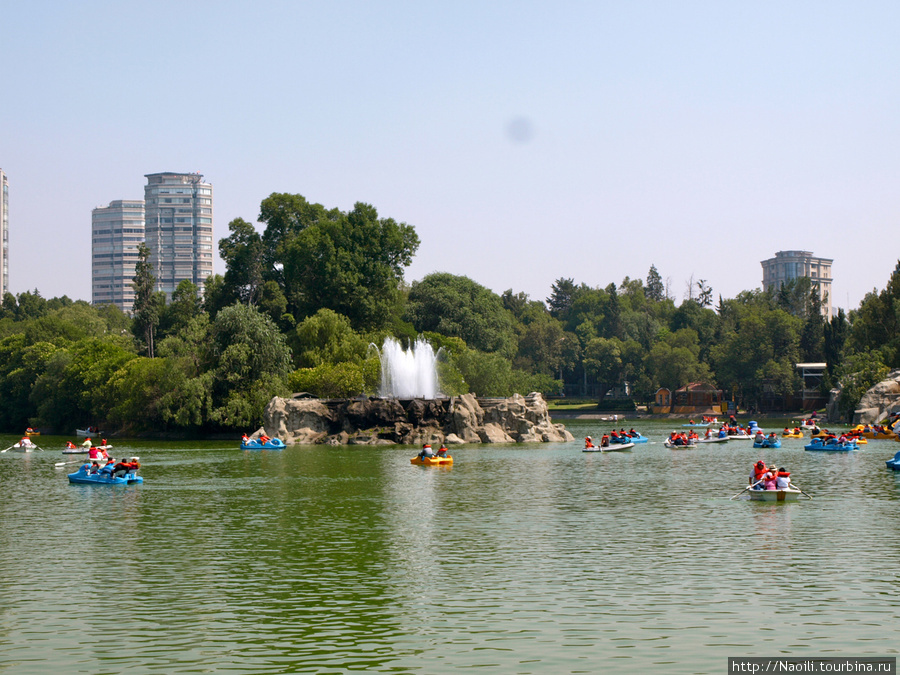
[727, 433, 753, 440]
[747, 488, 802, 502]
[67, 465, 142, 485]
[584, 442, 635, 452]
[410, 456, 453, 466]
[241, 438, 285, 450]
[804, 438, 858, 452]
[76, 428, 102, 438]
[664, 439, 696, 449]
[698, 436, 729, 444]
[4, 439, 40, 453]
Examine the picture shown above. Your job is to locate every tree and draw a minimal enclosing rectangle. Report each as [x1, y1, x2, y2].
[207, 304, 292, 428]
[280, 202, 419, 330]
[219, 217, 264, 306]
[405, 273, 518, 358]
[258, 193, 340, 276]
[646, 265, 665, 302]
[132, 242, 160, 358]
[291, 308, 369, 368]
[547, 278, 577, 318]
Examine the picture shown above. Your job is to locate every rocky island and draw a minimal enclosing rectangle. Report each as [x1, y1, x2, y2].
[258, 392, 575, 446]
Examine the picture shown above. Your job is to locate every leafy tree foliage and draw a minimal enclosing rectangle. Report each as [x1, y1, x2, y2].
[280, 202, 419, 330]
[132, 242, 160, 357]
[405, 273, 518, 358]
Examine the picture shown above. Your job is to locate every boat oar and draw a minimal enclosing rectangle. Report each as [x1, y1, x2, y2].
[1, 445, 15, 453]
[789, 482, 813, 499]
[730, 479, 764, 500]
[55, 459, 84, 468]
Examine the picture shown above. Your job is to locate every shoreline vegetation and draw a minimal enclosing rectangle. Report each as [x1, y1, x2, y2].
[1, 192, 898, 436]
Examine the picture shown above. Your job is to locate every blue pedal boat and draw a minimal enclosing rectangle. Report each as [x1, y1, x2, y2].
[68, 466, 143, 485]
[241, 438, 286, 450]
[805, 438, 858, 452]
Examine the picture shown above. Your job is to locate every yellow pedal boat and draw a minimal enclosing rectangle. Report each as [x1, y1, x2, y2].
[781, 432, 804, 438]
[410, 456, 453, 466]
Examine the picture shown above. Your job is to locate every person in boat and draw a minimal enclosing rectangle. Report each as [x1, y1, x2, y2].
[81, 437, 93, 449]
[763, 469, 778, 490]
[242, 434, 250, 443]
[112, 457, 140, 478]
[418, 443, 435, 460]
[98, 458, 116, 477]
[687, 431, 698, 442]
[584, 436, 595, 449]
[775, 468, 791, 489]
[628, 428, 637, 437]
[65, 440, 76, 449]
[89, 461, 101, 474]
[600, 434, 610, 447]
[258, 434, 271, 445]
[436, 444, 448, 457]
[609, 430, 619, 442]
[750, 461, 768, 489]
[704, 427, 712, 439]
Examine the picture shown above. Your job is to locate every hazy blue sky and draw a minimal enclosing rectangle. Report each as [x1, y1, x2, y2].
[2, 1, 898, 312]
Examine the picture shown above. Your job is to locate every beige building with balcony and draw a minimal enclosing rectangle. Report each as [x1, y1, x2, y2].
[761, 250, 833, 319]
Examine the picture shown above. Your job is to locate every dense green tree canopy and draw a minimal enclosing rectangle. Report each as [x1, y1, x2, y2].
[405, 273, 518, 358]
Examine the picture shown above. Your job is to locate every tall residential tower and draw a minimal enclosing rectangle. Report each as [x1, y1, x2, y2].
[143, 172, 213, 298]
[91, 200, 145, 313]
[761, 250, 833, 319]
[0, 169, 8, 296]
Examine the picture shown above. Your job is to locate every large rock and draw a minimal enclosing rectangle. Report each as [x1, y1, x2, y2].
[263, 391, 574, 446]
[852, 369, 900, 424]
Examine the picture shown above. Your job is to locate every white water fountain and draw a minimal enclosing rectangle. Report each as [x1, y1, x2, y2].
[375, 337, 441, 399]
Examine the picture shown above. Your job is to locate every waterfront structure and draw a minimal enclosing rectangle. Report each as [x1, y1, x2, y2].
[761, 250, 833, 319]
[0, 169, 8, 296]
[143, 172, 213, 298]
[91, 200, 145, 313]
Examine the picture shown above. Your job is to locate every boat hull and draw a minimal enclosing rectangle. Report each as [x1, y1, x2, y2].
[804, 440, 858, 452]
[410, 456, 453, 466]
[585, 442, 635, 452]
[241, 439, 285, 450]
[748, 488, 801, 502]
[698, 436, 729, 444]
[67, 468, 142, 485]
[753, 440, 782, 448]
[664, 440, 697, 449]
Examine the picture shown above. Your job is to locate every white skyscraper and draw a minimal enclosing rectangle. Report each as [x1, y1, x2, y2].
[91, 200, 145, 313]
[0, 169, 8, 297]
[143, 172, 213, 298]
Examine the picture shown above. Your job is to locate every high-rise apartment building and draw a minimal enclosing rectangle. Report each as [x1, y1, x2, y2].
[91, 200, 145, 313]
[143, 172, 213, 298]
[761, 250, 833, 319]
[0, 169, 8, 297]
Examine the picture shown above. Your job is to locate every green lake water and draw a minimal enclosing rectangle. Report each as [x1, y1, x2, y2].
[1, 419, 899, 674]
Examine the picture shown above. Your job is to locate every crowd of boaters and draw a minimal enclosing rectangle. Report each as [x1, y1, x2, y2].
[585, 429, 643, 448]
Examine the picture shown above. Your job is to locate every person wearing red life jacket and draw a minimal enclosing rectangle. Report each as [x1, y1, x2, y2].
[584, 436, 595, 449]
[750, 461, 768, 489]
[775, 468, 791, 489]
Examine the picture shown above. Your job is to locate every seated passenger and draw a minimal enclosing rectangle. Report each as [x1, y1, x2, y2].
[418, 443, 435, 459]
[775, 468, 790, 489]
[99, 459, 116, 477]
[751, 461, 768, 489]
[764, 469, 777, 490]
[66, 440, 76, 449]
[436, 444, 448, 457]
[600, 434, 610, 447]
[584, 436, 595, 449]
